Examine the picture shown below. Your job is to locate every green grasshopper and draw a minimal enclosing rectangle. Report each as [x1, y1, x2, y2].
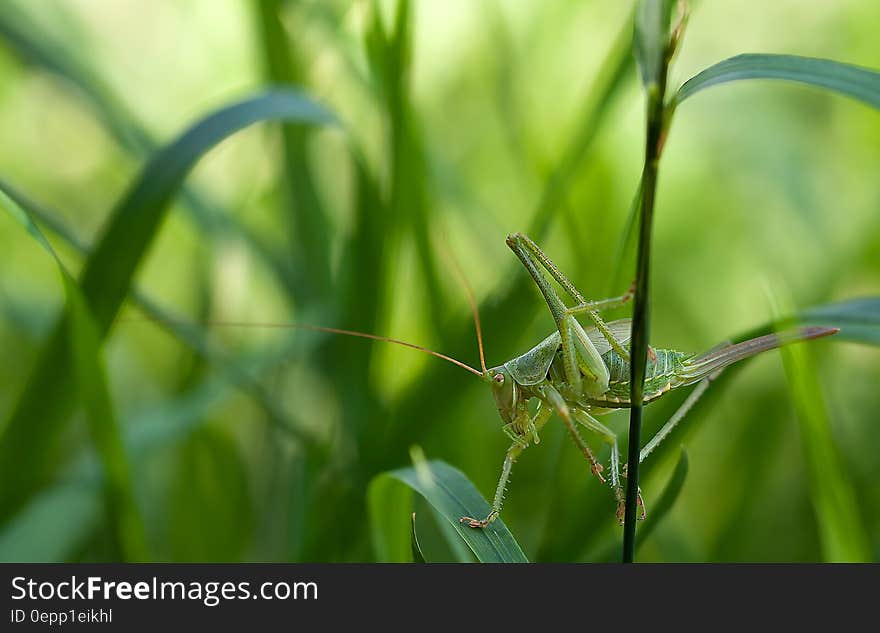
[456, 233, 836, 528]
[194, 232, 838, 527]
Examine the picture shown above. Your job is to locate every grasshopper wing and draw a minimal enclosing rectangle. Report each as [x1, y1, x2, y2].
[504, 331, 560, 385]
[583, 318, 632, 356]
[677, 326, 837, 384]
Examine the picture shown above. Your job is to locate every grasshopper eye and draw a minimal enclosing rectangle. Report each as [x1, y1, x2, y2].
[493, 373, 505, 385]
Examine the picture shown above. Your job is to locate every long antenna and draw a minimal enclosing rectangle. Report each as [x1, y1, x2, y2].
[127, 237, 490, 379]
[437, 236, 488, 375]
[128, 317, 485, 378]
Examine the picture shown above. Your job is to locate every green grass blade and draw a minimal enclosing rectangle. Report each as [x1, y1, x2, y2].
[253, 0, 332, 302]
[799, 297, 880, 345]
[368, 471, 414, 562]
[0, 179, 313, 446]
[0, 186, 62, 259]
[733, 297, 880, 347]
[369, 460, 528, 563]
[0, 91, 335, 521]
[779, 336, 871, 561]
[634, 447, 688, 548]
[410, 513, 426, 563]
[430, 505, 475, 563]
[80, 90, 334, 331]
[676, 54, 880, 110]
[367, 0, 446, 336]
[168, 428, 253, 562]
[0, 187, 147, 560]
[0, 2, 301, 298]
[0, 483, 100, 562]
[391, 0, 446, 337]
[63, 277, 149, 561]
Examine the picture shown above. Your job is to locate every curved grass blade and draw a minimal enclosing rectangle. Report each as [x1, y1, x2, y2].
[676, 54, 880, 110]
[0, 179, 313, 445]
[430, 505, 474, 563]
[734, 297, 880, 347]
[634, 447, 688, 548]
[0, 91, 336, 521]
[798, 297, 880, 345]
[369, 460, 528, 563]
[0, 188, 147, 559]
[410, 513, 426, 563]
[81, 89, 334, 331]
[0, 2, 301, 300]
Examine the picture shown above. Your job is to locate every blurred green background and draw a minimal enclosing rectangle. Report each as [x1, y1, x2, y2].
[0, 0, 878, 562]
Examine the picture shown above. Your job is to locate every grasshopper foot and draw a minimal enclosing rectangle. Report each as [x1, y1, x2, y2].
[616, 467, 647, 524]
[591, 461, 606, 484]
[615, 490, 647, 525]
[501, 423, 529, 449]
[460, 512, 497, 529]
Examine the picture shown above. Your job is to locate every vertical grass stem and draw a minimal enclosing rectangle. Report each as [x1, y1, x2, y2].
[624, 82, 671, 562]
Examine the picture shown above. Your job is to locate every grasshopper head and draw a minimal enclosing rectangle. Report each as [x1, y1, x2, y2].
[486, 366, 518, 423]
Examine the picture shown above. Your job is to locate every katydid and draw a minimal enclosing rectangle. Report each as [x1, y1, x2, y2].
[458, 233, 836, 527]
[175, 232, 838, 527]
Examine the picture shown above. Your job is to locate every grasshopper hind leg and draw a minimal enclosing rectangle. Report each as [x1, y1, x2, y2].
[570, 409, 624, 512]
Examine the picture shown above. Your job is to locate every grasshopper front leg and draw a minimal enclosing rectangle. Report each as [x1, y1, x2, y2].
[461, 403, 553, 528]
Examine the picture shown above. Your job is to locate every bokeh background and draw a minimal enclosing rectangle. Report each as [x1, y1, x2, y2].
[0, 0, 878, 562]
